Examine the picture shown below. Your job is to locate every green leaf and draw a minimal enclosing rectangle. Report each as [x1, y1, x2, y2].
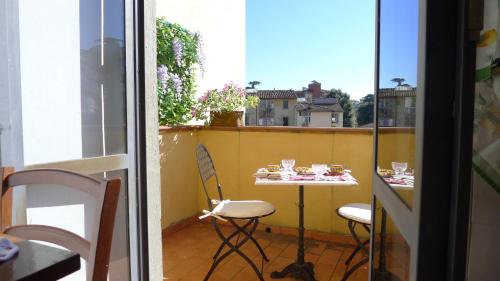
[156, 18, 202, 125]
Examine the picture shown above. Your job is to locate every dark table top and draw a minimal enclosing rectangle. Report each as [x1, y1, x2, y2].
[0, 238, 80, 281]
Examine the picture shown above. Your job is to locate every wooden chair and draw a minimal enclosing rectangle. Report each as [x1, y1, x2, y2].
[0, 167, 121, 281]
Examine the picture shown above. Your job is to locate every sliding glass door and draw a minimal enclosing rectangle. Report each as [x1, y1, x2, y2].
[0, 0, 140, 279]
[371, 0, 473, 280]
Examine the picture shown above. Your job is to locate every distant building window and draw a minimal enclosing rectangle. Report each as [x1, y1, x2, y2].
[283, 100, 289, 109]
[331, 113, 337, 123]
[283, 117, 289, 126]
[298, 112, 310, 126]
[405, 97, 416, 108]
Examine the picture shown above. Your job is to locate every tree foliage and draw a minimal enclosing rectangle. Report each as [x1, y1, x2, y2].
[156, 18, 203, 125]
[323, 88, 353, 127]
[390, 78, 406, 86]
[248, 81, 261, 89]
[356, 94, 374, 126]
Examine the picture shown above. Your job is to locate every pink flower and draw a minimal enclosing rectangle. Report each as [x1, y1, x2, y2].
[198, 93, 209, 102]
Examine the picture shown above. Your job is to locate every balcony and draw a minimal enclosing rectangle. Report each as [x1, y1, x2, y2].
[160, 126, 413, 280]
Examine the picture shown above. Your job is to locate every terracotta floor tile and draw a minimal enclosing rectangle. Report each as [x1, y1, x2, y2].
[315, 263, 336, 281]
[211, 259, 245, 280]
[330, 249, 350, 281]
[164, 257, 205, 281]
[317, 249, 343, 266]
[162, 222, 389, 281]
[232, 266, 263, 281]
[264, 256, 295, 276]
[305, 252, 320, 264]
[280, 243, 298, 259]
[179, 263, 212, 281]
[305, 239, 327, 255]
[262, 245, 285, 263]
[353, 265, 369, 281]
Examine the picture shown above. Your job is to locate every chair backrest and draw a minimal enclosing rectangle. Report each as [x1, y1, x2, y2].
[196, 144, 223, 210]
[0, 167, 121, 281]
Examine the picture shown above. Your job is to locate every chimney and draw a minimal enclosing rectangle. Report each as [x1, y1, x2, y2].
[308, 81, 321, 98]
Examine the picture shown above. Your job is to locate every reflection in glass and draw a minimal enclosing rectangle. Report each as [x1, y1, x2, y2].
[376, 0, 418, 207]
[92, 170, 131, 280]
[0, 0, 127, 164]
[81, 0, 127, 157]
[371, 199, 410, 281]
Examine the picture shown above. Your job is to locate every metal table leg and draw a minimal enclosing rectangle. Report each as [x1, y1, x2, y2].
[373, 208, 402, 281]
[271, 185, 315, 280]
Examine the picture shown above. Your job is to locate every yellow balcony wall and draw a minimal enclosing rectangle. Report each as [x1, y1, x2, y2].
[159, 126, 415, 235]
[159, 130, 199, 230]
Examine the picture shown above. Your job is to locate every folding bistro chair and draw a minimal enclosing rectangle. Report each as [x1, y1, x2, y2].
[336, 203, 371, 281]
[196, 144, 275, 281]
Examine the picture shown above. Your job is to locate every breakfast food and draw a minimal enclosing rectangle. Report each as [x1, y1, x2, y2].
[378, 169, 395, 177]
[253, 168, 270, 178]
[294, 167, 315, 175]
[267, 172, 283, 180]
[328, 164, 344, 175]
[267, 165, 281, 172]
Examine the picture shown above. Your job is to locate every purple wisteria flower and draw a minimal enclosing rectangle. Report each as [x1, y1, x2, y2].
[170, 74, 182, 95]
[172, 38, 183, 66]
[157, 65, 169, 91]
[195, 32, 206, 76]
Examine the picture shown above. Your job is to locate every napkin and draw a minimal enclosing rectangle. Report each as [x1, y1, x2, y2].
[0, 238, 19, 262]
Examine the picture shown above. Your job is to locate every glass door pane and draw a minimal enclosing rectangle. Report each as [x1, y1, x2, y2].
[372, 0, 421, 279]
[376, 0, 418, 209]
[373, 0, 470, 279]
[0, 0, 128, 166]
[371, 199, 410, 281]
[1, 0, 137, 279]
[81, 0, 127, 158]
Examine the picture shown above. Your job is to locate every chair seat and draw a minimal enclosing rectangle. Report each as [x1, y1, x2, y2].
[338, 203, 371, 224]
[212, 200, 275, 219]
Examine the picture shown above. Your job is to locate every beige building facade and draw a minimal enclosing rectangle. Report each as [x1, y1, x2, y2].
[246, 81, 344, 127]
[245, 90, 298, 126]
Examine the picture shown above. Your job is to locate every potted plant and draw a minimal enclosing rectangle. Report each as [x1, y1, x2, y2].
[194, 82, 260, 126]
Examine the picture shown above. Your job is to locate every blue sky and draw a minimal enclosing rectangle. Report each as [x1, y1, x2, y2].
[246, 0, 418, 100]
[246, 0, 376, 100]
[379, 0, 418, 88]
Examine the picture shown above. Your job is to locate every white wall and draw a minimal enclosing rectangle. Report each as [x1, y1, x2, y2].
[156, 0, 246, 95]
[19, 0, 82, 166]
[310, 112, 331, 127]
